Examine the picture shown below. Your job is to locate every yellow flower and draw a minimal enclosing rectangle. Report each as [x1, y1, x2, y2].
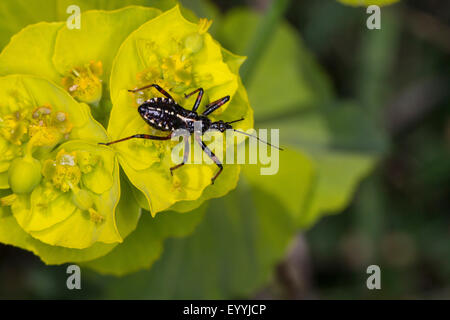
[0, 75, 108, 189]
[107, 6, 253, 215]
[0, 74, 116, 250]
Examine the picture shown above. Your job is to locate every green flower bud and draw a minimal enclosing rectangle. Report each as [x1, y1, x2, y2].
[8, 156, 42, 194]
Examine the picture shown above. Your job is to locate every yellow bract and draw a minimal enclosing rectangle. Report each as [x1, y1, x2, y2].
[11, 140, 121, 249]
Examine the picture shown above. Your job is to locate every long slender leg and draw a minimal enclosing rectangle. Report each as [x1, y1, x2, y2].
[194, 135, 223, 184]
[128, 84, 174, 100]
[184, 88, 204, 112]
[170, 136, 190, 175]
[202, 95, 230, 116]
[100, 133, 172, 146]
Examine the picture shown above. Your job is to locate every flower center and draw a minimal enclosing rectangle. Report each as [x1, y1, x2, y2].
[0, 109, 30, 146]
[43, 150, 81, 193]
[62, 61, 103, 105]
[42, 149, 104, 223]
[0, 104, 73, 160]
[28, 105, 72, 148]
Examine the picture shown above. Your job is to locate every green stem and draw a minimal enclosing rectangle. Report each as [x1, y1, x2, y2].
[241, 0, 291, 84]
[357, 10, 400, 120]
[24, 138, 35, 158]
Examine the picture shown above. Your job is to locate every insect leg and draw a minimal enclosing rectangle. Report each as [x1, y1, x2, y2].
[170, 136, 190, 175]
[202, 96, 230, 116]
[99, 133, 172, 146]
[184, 88, 204, 112]
[194, 135, 223, 184]
[128, 84, 174, 100]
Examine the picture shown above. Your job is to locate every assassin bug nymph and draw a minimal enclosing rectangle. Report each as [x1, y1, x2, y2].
[100, 84, 281, 184]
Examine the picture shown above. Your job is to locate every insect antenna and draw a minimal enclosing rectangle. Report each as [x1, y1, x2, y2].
[231, 128, 284, 151]
[227, 118, 245, 125]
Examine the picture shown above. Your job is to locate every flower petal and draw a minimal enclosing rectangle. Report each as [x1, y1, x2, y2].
[0, 22, 62, 82]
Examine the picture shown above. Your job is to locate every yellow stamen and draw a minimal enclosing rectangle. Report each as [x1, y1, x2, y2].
[88, 208, 104, 224]
[198, 18, 212, 34]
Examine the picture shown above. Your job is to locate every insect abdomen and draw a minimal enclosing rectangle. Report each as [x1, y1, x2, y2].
[138, 98, 186, 131]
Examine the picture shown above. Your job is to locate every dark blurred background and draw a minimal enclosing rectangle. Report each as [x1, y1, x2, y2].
[0, 0, 449, 299]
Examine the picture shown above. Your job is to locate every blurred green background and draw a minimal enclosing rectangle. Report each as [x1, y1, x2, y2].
[0, 0, 449, 299]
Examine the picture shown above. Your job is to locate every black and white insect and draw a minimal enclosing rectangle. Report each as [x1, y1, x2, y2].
[101, 83, 281, 184]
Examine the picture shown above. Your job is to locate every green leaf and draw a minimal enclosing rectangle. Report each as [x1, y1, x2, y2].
[218, 9, 383, 227]
[83, 205, 206, 276]
[301, 150, 376, 227]
[12, 141, 122, 249]
[264, 102, 385, 227]
[0, 210, 116, 263]
[242, 149, 315, 222]
[218, 8, 333, 120]
[104, 169, 313, 298]
[338, 0, 400, 7]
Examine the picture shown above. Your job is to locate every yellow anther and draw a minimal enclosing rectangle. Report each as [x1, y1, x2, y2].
[25, 105, 72, 149]
[89, 60, 103, 77]
[56, 112, 66, 122]
[88, 208, 104, 224]
[0, 110, 30, 145]
[33, 106, 52, 118]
